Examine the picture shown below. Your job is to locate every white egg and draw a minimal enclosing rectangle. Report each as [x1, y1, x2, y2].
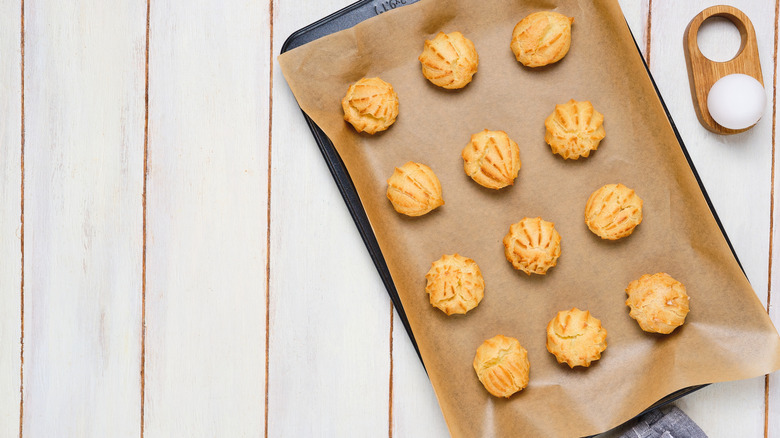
[706, 73, 766, 130]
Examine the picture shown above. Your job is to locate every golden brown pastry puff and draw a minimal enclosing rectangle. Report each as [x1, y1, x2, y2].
[511, 11, 574, 67]
[462, 129, 521, 189]
[545, 100, 605, 160]
[473, 335, 530, 398]
[584, 183, 643, 240]
[386, 162, 444, 216]
[546, 308, 607, 368]
[342, 77, 399, 134]
[419, 31, 479, 89]
[503, 217, 561, 275]
[626, 273, 690, 334]
[425, 254, 484, 315]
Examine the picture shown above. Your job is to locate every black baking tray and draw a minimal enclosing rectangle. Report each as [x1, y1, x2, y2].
[280, 0, 743, 434]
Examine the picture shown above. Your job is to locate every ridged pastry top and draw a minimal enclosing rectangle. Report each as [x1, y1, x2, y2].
[546, 308, 607, 368]
[342, 77, 399, 134]
[584, 183, 643, 240]
[511, 11, 574, 68]
[545, 100, 605, 159]
[462, 129, 521, 189]
[419, 31, 479, 89]
[425, 254, 484, 315]
[386, 162, 444, 216]
[473, 335, 530, 398]
[503, 217, 561, 275]
[626, 273, 690, 334]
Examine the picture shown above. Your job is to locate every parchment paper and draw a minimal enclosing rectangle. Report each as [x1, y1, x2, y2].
[278, 1, 780, 436]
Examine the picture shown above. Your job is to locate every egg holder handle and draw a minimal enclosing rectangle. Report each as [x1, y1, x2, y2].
[683, 5, 763, 135]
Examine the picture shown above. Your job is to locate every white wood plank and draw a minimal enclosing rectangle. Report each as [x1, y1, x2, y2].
[771, 255, 780, 438]
[0, 0, 22, 436]
[675, 378, 767, 437]
[391, 309, 448, 437]
[143, 0, 268, 435]
[22, 1, 145, 436]
[771, 367, 780, 437]
[768, 7, 780, 437]
[649, 1, 776, 437]
[617, 0, 650, 60]
[269, 0, 391, 435]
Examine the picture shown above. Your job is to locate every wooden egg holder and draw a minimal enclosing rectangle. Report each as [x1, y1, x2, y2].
[683, 5, 764, 134]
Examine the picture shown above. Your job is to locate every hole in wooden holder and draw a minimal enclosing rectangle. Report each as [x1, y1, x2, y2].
[696, 16, 744, 62]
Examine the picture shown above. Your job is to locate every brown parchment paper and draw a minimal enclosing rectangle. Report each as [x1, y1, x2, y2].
[278, 1, 780, 436]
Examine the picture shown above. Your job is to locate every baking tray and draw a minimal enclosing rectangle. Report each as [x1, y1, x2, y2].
[280, 0, 745, 433]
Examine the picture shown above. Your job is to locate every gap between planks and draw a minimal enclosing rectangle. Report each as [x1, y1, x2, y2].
[265, 1, 275, 438]
[140, 0, 151, 436]
[766, 1, 780, 436]
[644, 0, 652, 68]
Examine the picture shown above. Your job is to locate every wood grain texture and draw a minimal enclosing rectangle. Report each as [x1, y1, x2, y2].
[143, 0, 268, 435]
[22, 1, 146, 435]
[649, 1, 776, 436]
[268, 0, 391, 435]
[0, 0, 22, 436]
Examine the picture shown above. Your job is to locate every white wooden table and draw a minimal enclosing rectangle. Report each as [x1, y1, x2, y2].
[0, 0, 778, 436]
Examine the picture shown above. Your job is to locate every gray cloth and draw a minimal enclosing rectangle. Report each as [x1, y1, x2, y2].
[619, 406, 708, 438]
